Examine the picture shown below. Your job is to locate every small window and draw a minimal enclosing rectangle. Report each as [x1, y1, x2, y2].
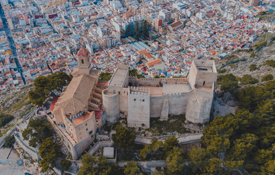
[203, 81, 205, 86]
[142, 99, 145, 102]
[81, 59, 84, 64]
[134, 99, 136, 101]
[119, 91, 120, 95]
[86, 128, 88, 131]
[89, 130, 93, 135]
[199, 68, 208, 71]
[85, 123, 87, 126]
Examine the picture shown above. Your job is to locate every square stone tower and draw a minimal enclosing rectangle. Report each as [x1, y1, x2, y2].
[187, 60, 217, 90]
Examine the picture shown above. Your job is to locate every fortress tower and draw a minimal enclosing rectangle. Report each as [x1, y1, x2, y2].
[187, 60, 217, 90]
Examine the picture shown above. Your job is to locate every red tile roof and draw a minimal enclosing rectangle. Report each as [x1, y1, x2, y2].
[77, 48, 89, 57]
[50, 96, 59, 112]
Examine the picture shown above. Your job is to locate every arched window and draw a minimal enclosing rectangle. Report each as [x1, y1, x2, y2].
[81, 59, 84, 64]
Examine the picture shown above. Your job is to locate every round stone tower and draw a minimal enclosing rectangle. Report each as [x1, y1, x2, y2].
[102, 89, 119, 123]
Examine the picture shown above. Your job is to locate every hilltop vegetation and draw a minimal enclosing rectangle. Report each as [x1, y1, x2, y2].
[28, 72, 72, 106]
[22, 119, 63, 172]
[216, 31, 275, 82]
[190, 74, 275, 174]
[0, 85, 34, 118]
[0, 113, 14, 127]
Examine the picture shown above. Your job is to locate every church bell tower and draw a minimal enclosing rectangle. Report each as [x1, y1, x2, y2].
[77, 47, 91, 75]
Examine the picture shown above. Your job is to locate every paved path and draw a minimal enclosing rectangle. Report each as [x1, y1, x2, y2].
[0, 3, 25, 84]
[0, 165, 25, 175]
[118, 160, 166, 168]
[135, 133, 202, 145]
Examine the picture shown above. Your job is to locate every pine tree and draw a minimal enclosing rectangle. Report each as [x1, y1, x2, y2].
[142, 20, 149, 38]
[134, 22, 139, 41]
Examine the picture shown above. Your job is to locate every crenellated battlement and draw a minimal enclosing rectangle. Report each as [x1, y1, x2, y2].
[164, 92, 187, 96]
[130, 91, 150, 96]
[129, 86, 150, 95]
[129, 86, 149, 91]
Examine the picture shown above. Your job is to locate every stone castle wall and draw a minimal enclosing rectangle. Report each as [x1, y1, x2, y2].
[150, 95, 168, 118]
[168, 92, 191, 116]
[72, 136, 94, 159]
[129, 77, 188, 87]
[186, 89, 214, 123]
[102, 89, 119, 123]
[195, 71, 217, 88]
[119, 88, 129, 114]
[128, 88, 150, 128]
[104, 60, 217, 125]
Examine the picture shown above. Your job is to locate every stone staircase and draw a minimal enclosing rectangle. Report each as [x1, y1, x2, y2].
[88, 86, 104, 111]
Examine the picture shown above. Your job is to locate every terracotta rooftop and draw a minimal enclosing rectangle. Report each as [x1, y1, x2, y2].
[170, 21, 183, 28]
[50, 96, 59, 112]
[144, 53, 153, 59]
[138, 49, 147, 54]
[77, 47, 89, 57]
[72, 112, 91, 126]
[55, 74, 96, 115]
[146, 59, 162, 67]
[124, 11, 134, 18]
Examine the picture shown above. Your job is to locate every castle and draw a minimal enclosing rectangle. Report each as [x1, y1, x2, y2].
[103, 60, 217, 128]
[50, 47, 217, 159]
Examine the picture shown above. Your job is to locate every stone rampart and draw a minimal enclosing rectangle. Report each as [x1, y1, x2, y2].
[129, 77, 188, 87]
[119, 88, 129, 113]
[128, 90, 151, 128]
[150, 95, 168, 118]
[102, 89, 119, 123]
[186, 90, 214, 123]
[168, 92, 190, 115]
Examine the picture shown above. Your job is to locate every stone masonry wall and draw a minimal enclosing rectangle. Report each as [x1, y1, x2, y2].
[150, 95, 168, 118]
[168, 92, 190, 115]
[195, 71, 217, 88]
[102, 89, 119, 123]
[186, 89, 214, 123]
[128, 91, 150, 128]
[119, 88, 129, 113]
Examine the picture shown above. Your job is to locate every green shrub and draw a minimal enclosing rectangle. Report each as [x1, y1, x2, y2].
[249, 64, 257, 71]
[218, 74, 238, 93]
[265, 60, 275, 67]
[0, 113, 14, 127]
[129, 69, 145, 79]
[61, 159, 72, 171]
[241, 75, 259, 85]
[99, 72, 112, 81]
[255, 41, 267, 50]
[3, 136, 15, 148]
[250, 52, 255, 58]
[262, 74, 274, 82]
[217, 69, 226, 74]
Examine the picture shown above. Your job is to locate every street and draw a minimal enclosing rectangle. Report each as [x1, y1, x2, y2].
[0, 3, 25, 84]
